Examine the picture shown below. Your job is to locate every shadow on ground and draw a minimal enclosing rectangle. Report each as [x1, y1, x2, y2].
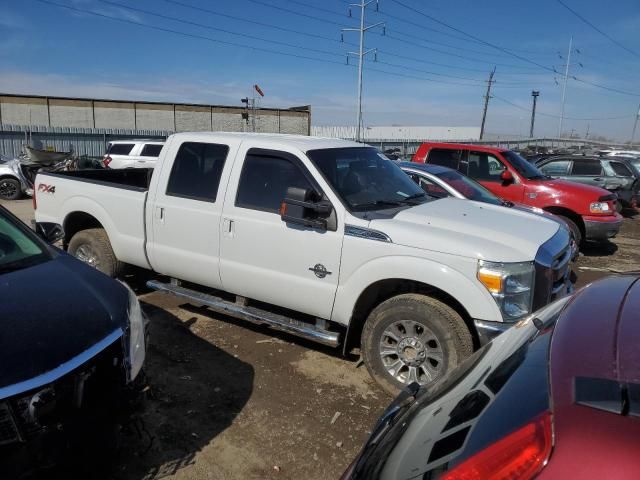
[113, 302, 255, 480]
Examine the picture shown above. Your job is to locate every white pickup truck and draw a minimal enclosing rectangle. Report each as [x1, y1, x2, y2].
[34, 132, 574, 394]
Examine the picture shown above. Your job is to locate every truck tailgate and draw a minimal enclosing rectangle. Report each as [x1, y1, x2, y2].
[34, 172, 151, 269]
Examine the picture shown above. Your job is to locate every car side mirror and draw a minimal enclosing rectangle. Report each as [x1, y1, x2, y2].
[35, 222, 65, 243]
[500, 170, 514, 184]
[280, 187, 332, 231]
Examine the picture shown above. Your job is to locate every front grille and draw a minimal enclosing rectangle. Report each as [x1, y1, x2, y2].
[0, 402, 21, 446]
[533, 229, 573, 311]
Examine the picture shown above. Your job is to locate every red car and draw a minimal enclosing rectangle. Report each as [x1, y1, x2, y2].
[412, 143, 623, 244]
[343, 274, 640, 479]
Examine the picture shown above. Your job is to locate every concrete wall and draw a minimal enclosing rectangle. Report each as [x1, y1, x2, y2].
[0, 96, 49, 126]
[0, 94, 310, 135]
[94, 101, 135, 129]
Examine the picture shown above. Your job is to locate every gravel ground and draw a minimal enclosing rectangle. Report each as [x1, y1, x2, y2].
[2, 198, 638, 480]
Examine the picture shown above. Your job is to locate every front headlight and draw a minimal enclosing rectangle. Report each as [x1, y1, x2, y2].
[589, 202, 610, 214]
[477, 260, 535, 321]
[121, 282, 147, 382]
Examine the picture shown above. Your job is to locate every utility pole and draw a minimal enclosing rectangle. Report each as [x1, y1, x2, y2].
[558, 36, 573, 138]
[479, 67, 496, 140]
[342, 1, 385, 142]
[530, 90, 540, 138]
[631, 103, 640, 147]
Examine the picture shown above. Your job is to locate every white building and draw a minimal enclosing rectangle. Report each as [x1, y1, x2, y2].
[312, 125, 480, 142]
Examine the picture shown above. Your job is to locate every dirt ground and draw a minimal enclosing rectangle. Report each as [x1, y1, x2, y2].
[3, 199, 639, 480]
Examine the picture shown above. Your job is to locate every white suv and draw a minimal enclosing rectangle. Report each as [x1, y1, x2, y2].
[102, 140, 165, 169]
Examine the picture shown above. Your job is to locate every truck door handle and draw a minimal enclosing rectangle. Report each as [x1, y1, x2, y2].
[155, 207, 164, 221]
[593, 178, 603, 181]
[222, 218, 234, 238]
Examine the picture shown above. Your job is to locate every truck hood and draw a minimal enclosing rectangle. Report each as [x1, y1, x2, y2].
[527, 177, 611, 199]
[0, 253, 128, 396]
[369, 197, 559, 262]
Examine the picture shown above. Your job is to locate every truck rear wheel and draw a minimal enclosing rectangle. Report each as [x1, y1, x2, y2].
[361, 294, 473, 396]
[68, 228, 123, 278]
[0, 178, 21, 200]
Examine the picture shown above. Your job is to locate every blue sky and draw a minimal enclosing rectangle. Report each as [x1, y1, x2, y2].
[1, 0, 639, 140]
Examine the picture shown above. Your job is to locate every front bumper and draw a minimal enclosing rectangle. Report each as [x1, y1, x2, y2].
[474, 319, 513, 345]
[0, 338, 143, 478]
[583, 213, 623, 241]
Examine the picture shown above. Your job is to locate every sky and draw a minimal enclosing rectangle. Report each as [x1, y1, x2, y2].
[1, 0, 639, 140]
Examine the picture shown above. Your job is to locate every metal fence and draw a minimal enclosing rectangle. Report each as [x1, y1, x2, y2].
[0, 124, 171, 158]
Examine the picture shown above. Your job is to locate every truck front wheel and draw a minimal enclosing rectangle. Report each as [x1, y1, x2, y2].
[68, 228, 123, 278]
[361, 294, 473, 396]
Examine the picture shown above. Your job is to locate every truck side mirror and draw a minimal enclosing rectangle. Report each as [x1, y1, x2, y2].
[35, 222, 65, 243]
[500, 170, 514, 184]
[280, 187, 332, 231]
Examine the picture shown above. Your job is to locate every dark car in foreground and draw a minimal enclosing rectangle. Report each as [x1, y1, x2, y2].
[343, 274, 640, 479]
[0, 206, 147, 478]
[536, 155, 639, 211]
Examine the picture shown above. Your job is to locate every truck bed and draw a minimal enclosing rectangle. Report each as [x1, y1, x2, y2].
[44, 168, 153, 191]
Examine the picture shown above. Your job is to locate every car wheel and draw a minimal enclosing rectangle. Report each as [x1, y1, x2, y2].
[615, 200, 623, 213]
[556, 215, 582, 246]
[0, 178, 22, 200]
[361, 294, 473, 396]
[68, 228, 124, 277]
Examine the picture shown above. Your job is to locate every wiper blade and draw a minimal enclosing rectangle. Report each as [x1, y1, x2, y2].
[355, 200, 404, 209]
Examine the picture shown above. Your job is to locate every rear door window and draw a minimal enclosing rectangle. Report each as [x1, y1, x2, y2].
[467, 151, 506, 182]
[140, 144, 164, 157]
[165, 142, 229, 202]
[539, 160, 571, 176]
[609, 161, 633, 177]
[107, 143, 134, 156]
[427, 148, 462, 170]
[236, 153, 314, 214]
[571, 160, 603, 176]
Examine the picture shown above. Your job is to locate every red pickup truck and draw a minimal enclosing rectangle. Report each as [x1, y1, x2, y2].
[412, 143, 623, 244]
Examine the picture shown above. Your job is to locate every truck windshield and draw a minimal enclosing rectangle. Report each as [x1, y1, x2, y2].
[307, 147, 429, 211]
[502, 151, 546, 180]
[435, 169, 503, 205]
[0, 210, 49, 274]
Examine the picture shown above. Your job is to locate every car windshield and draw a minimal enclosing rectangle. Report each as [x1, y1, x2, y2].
[0, 210, 49, 274]
[502, 150, 546, 180]
[307, 147, 429, 211]
[435, 169, 503, 206]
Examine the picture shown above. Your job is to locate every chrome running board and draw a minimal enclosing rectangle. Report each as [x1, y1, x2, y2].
[146, 280, 340, 347]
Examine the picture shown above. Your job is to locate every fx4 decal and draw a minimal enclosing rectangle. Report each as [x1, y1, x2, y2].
[38, 183, 56, 194]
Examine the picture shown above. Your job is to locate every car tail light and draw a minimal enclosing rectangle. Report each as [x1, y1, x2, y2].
[102, 155, 112, 168]
[441, 411, 553, 480]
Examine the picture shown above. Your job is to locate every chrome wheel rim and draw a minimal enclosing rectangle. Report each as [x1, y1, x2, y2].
[75, 244, 100, 268]
[0, 181, 18, 199]
[379, 320, 444, 386]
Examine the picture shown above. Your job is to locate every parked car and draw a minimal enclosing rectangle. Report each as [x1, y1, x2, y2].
[0, 156, 30, 200]
[102, 140, 165, 169]
[536, 155, 639, 211]
[398, 162, 579, 253]
[0, 205, 146, 476]
[413, 142, 623, 245]
[343, 274, 640, 480]
[34, 132, 574, 394]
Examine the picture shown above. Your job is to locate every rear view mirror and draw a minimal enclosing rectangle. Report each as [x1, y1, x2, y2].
[280, 187, 332, 231]
[500, 170, 514, 184]
[35, 222, 65, 244]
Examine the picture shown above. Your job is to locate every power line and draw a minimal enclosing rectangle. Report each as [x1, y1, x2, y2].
[556, 0, 640, 59]
[389, 0, 640, 97]
[99, 0, 341, 58]
[33, 0, 488, 90]
[493, 96, 635, 121]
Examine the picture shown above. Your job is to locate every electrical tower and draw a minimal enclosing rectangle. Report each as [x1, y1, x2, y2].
[631, 103, 640, 148]
[558, 36, 573, 138]
[530, 91, 540, 138]
[479, 67, 496, 140]
[342, 1, 385, 143]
